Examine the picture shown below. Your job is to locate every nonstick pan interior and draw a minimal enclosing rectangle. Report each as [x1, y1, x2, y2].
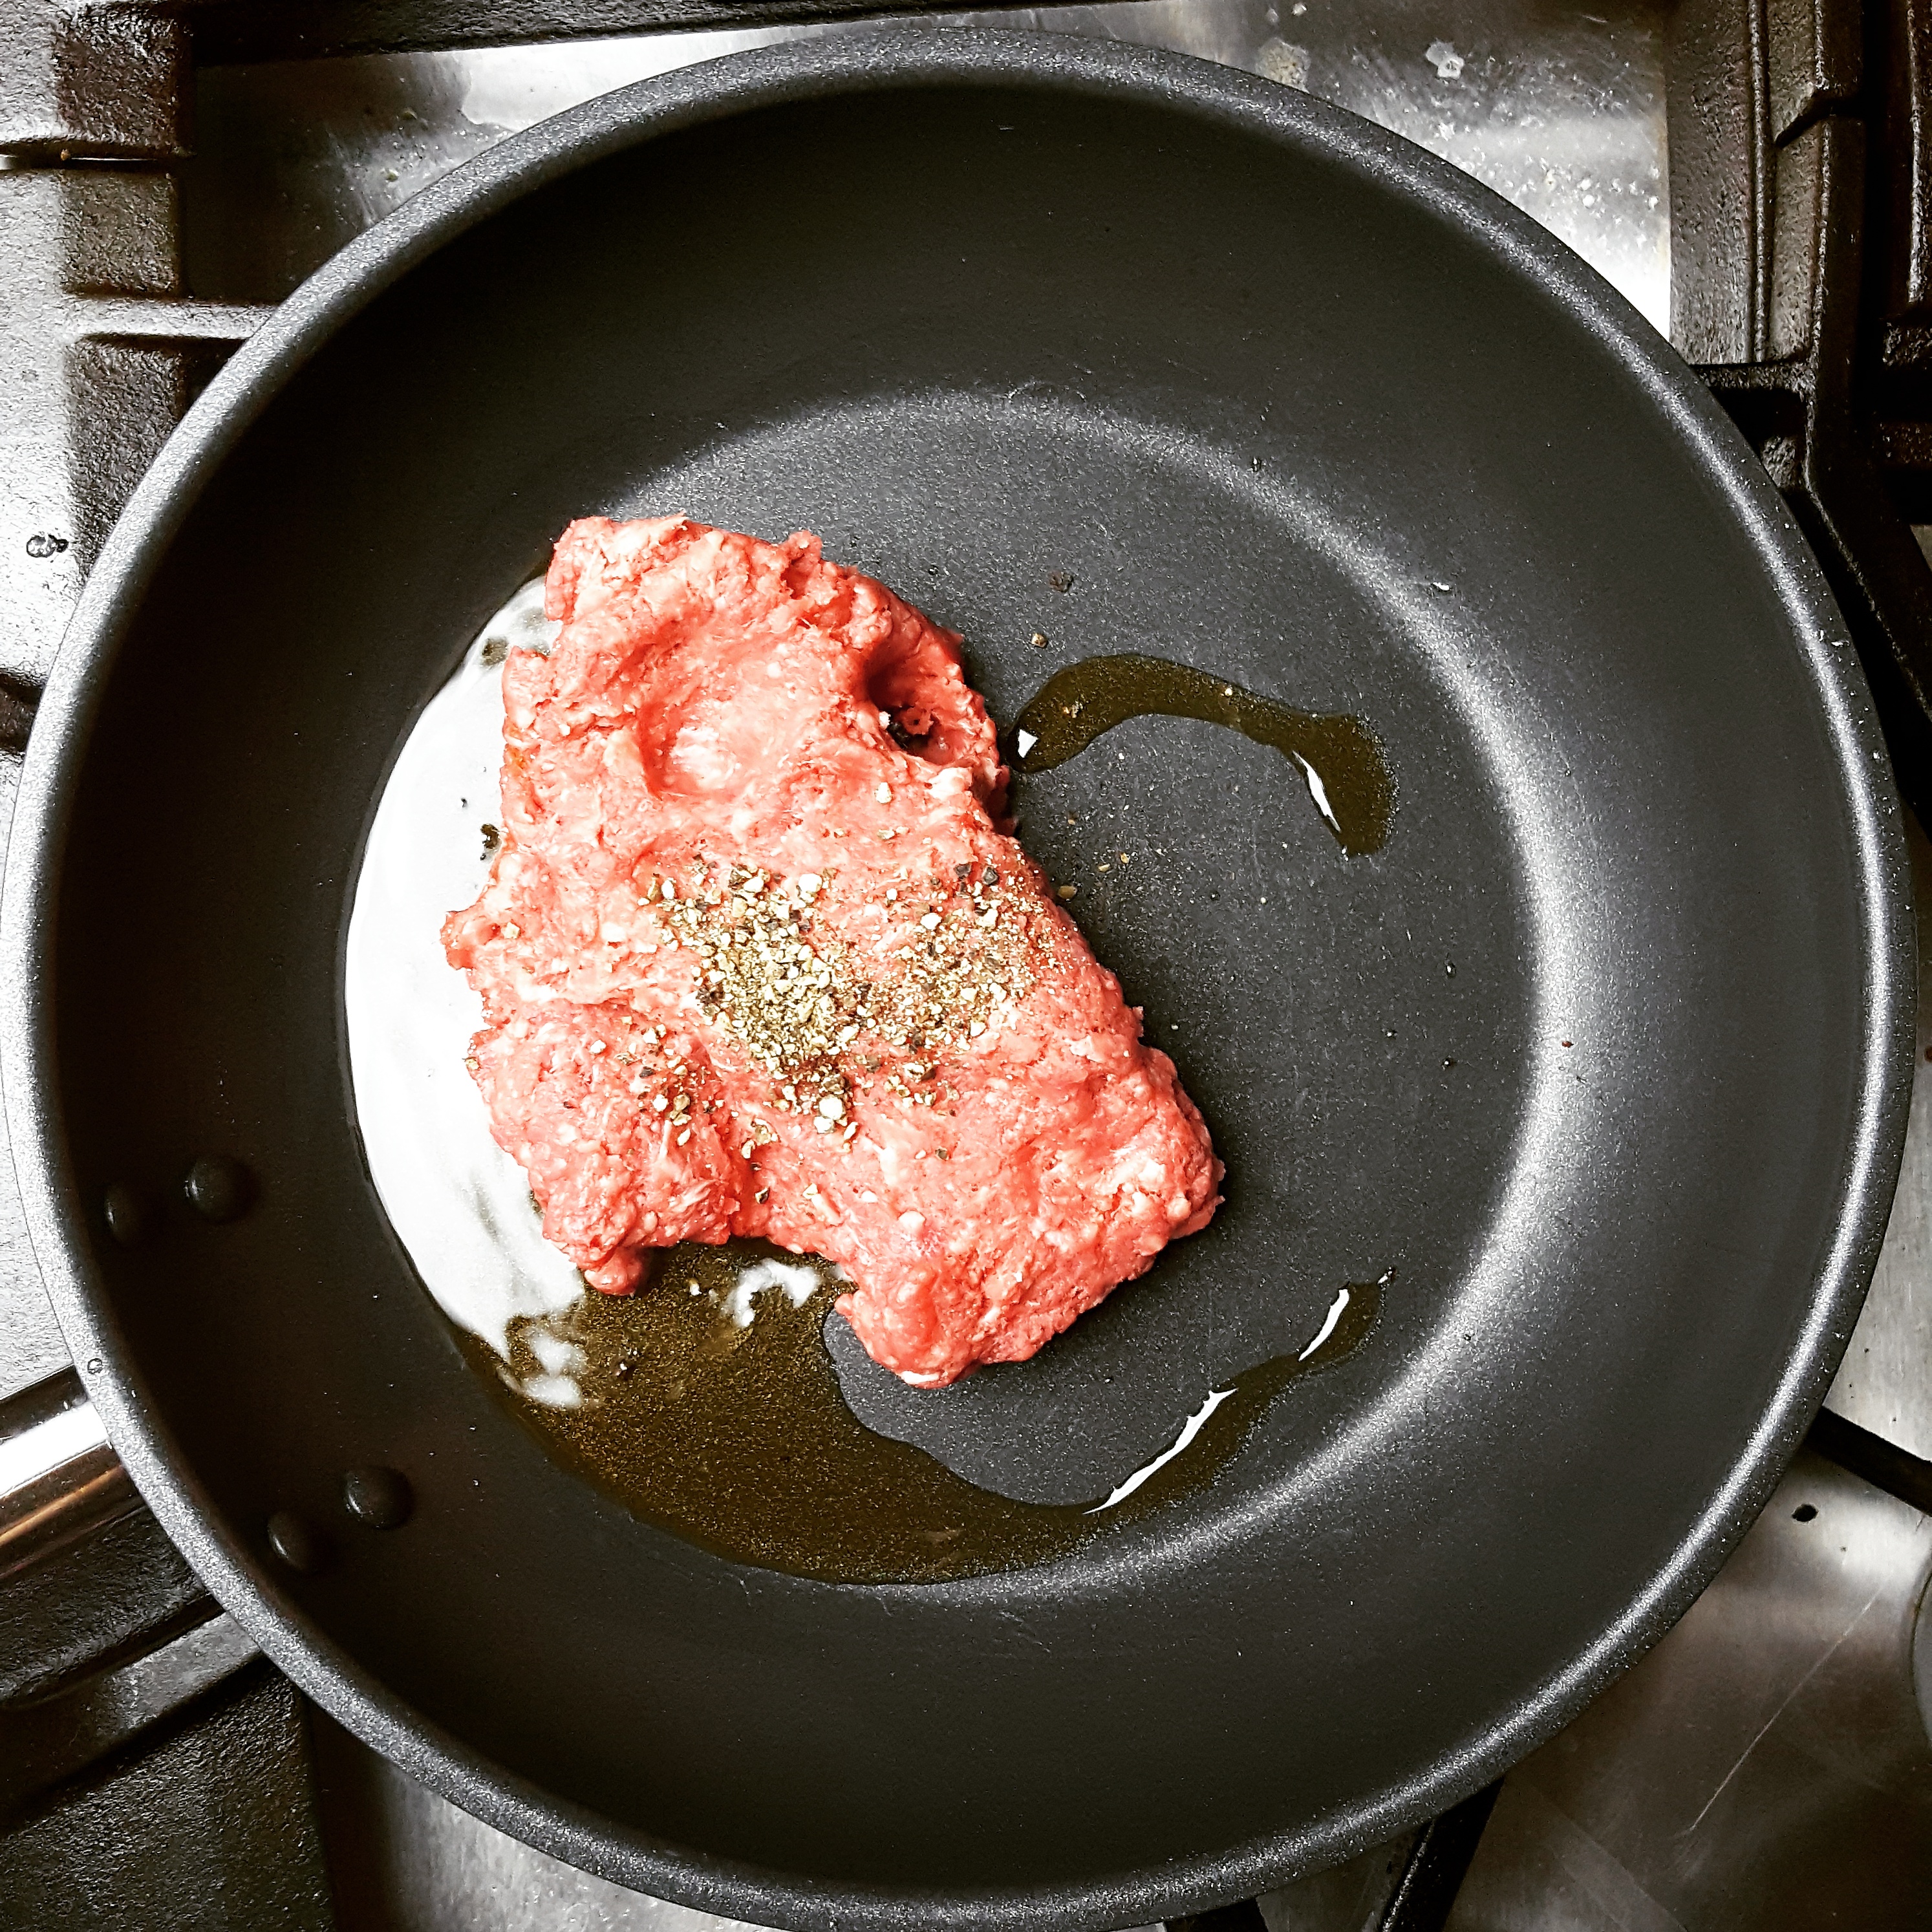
[1, 33, 1911, 1931]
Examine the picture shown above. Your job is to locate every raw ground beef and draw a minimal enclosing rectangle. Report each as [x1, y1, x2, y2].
[444, 516, 1221, 1386]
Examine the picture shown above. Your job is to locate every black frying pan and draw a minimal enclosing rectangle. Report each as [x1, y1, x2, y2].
[0, 30, 1913, 1931]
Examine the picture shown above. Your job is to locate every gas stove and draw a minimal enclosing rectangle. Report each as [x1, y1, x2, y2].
[3, 4, 1931, 1928]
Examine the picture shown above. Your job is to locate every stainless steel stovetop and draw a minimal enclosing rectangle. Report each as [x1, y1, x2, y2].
[3, 5, 1929, 1928]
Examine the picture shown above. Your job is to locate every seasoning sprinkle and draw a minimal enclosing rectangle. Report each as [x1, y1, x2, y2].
[671, 857, 1040, 1100]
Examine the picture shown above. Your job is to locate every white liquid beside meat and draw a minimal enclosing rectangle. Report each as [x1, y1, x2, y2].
[344, 579, 586, 1364]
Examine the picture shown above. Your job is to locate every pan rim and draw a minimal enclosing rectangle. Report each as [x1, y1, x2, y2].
[0, 25, 1914, 1928]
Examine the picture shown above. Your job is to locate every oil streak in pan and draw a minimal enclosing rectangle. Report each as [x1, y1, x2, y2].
[1010, 653, 1395, 856]
[473, 1245, 1382, 1586]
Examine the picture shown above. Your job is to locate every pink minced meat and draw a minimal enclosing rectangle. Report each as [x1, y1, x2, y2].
[444, 517, 1221, 1387]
